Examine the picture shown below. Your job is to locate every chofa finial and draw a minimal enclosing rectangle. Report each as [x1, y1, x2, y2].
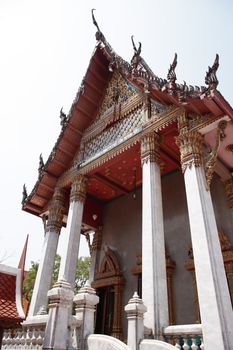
[22, 184, 28, 205]
[92, 9, 100, 32]
[131, 35, 142, 69]
[205, 54, 219, 90]
[59, 107, 67, 127]
[167, 53, 177, 83]
[38, 153, 44, 177]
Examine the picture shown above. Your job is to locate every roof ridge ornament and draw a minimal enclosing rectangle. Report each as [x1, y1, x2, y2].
[205, 54, 219, 90]
[60, 107, 67, 128]
[131, 35, 142, 69]
[22, 184, 28, 205]
[167, 53, 177, 83]
[91, 9, 105, 42]
[38, 153, 45, 178]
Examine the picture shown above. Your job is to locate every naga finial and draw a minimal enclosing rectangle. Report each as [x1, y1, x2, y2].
[38, 153, 44, 176]
[131, 35, 142, 69]
[167, 53, 177, 83]
[60, 107, 67, 127]
[22, 184, 28, 205]
[205, 54, 219, 90]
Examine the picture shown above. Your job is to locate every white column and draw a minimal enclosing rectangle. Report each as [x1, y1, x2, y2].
[43, 175, 87, 350]
[28, 187, 65, 317]
[58, 174, 87, 288]
[177, 130, 233, 350]
[141, 132, 169, 338]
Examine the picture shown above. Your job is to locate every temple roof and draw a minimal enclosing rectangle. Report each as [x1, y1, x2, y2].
[22, 19, 233, 217]
[0, 265, 25, 328]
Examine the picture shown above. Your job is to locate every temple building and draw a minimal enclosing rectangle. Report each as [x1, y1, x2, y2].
[2, 13, 233, 350]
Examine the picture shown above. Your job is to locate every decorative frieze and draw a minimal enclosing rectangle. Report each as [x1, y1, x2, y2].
[46, 187, 65, 234]
[175, 131, 203, 173]
[224, 177, 233, 208]
[141, 132, 160, 165]
[70, 175, 88, 203]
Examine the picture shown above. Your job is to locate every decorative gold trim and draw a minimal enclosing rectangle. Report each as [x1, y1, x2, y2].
[70, 175, 88, 203]
[46, 187, 65, 234]
[175, 131, 203, 173]
[205, 120, 227, 190]
[224, 177, 233, 208]
[92, 247, 125, 340]
[141, 132, 160, 165]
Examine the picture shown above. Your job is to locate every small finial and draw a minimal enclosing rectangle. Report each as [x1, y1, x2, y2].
[38, 153, 44, 176]
[205, 54, 219, 90]
[167, 53, 177, 83]
[59, 107, 67, 127]
[22, 184, 28, 205]
[131, 35, 142, 69]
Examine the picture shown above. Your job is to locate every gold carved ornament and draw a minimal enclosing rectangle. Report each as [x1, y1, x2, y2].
[141, 132, 160, 165]
[224, 177, 233, 208]
[176, 114, 227, 190]
[70, 174, 88, 203]
[46, 187, 65, 234]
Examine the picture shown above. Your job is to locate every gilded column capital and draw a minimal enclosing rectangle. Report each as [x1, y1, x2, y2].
[46, 187, 65, 234]
[141, 132, 160, 165]
[175, 131, 204, 173]
[70, 174, 88, 203]
[224, 177, 233, 208]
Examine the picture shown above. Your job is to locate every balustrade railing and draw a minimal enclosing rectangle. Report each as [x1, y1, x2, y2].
[163, 324, 204, 350]
[2, 328, 45, 350]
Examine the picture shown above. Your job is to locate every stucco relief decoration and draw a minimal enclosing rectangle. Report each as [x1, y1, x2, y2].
[175, 131, 203, 173]
[96, 72, 137, 121]
[70, 175, 88, 203]
[46, 187, 65, 233]
[141, 132, 160, 165]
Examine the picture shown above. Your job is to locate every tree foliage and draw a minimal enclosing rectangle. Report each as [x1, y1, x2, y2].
[23, 255, 91, 303]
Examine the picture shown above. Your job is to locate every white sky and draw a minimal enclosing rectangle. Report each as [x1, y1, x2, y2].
[0, 0, 232, 269]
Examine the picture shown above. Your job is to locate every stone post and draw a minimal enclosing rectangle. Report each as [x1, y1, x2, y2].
[141, 132, 169, 338]
[125, 292, 147, 350]
[28, 187, 65, 317]
[73, 281, 99, 350]
[42, 175, 87, 350]
[176, 128, 233, 350]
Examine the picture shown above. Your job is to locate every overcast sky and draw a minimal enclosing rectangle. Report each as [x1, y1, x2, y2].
[0, 0, 232, 269]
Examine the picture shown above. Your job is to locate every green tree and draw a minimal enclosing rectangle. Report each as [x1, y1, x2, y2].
[23, 255, 91, 303]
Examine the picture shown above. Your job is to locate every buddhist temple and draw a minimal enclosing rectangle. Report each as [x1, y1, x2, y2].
[2, 11, 233, 350]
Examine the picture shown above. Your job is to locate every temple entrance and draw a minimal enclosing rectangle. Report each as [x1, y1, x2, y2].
[92, 246, 125, 339]
[95, 286, 115, 335]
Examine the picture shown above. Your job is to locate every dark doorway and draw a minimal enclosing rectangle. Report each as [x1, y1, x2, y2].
[95, 286, 114, 335]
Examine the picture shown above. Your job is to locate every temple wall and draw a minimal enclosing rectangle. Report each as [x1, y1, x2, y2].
[96, 170, 233, 337]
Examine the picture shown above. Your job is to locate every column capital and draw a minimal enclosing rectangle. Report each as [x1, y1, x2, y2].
[46, 187, 65, 234]
[175, 131, 203, 173]
[70, 174, 88, 203]
[224, 177, 233, 208]
[141, 132, 160, 165]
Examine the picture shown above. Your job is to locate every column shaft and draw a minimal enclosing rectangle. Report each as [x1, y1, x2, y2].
[58, 175, 87, 288]
[141, 132, 169, 338]
[28, 188, 65, 317]
[177, 130, 233, 350]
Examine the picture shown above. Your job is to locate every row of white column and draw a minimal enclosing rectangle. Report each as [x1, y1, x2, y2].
[141, 128, 233, 350]
[27, 126, 233, 350]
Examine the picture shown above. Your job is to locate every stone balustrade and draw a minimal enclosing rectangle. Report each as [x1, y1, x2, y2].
[2, 328, 45, 350]
[163, 325, 204, 349]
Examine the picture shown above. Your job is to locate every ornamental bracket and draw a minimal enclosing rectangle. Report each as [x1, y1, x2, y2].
[205, 120, 227, 190]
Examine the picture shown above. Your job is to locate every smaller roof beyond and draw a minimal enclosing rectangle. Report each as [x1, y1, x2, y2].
[0, 265, 25, 328]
